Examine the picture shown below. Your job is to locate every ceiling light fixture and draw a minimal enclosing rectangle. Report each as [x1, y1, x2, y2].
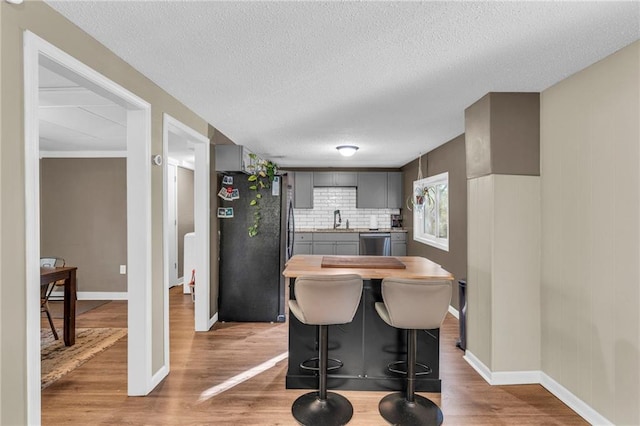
[5, 0, 24, 4]
[336, 145, 359, 157]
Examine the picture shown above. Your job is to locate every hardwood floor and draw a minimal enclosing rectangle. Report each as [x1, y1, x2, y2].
[41, 286, 587, 425]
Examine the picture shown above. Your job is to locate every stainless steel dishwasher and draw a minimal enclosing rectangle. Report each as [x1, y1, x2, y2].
[359, 233, 391, 256]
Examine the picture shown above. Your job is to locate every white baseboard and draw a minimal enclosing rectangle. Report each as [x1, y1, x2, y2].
[463, 350, 493, 384]
[50, 291, 128, 300]
[464, 351, 613, 425]
[207, 312, 218, 330]
[464, 350, 540, 385]
[150, 364, 169, 391]
[540, 372, 613, 426]
[448, 305, 459, 319]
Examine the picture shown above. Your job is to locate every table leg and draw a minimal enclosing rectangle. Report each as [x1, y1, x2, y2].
[63, 269, 76, 346]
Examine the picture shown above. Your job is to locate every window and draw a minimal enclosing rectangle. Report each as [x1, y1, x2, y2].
[413, 172, 449, 251]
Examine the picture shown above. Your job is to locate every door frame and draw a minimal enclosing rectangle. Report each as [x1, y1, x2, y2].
[24, 31, 153, 423]
[162, 114, 213, 332]
[166, 161, 179, 288]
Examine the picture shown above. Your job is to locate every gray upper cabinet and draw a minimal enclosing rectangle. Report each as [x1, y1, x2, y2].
[357, 172, 388, 208]
[292, 171, 313, 209]
[313, 171, 357, 187]
[387, 172, 403, 209]
[357, 172, 403, 208]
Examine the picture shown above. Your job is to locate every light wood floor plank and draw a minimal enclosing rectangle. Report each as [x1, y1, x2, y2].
[41, 286, 587, 425]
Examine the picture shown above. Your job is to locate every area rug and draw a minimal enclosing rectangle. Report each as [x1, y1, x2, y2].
[41, 327, 127, 389]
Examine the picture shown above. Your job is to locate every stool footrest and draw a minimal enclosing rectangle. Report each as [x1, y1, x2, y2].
[387, 360, 432, 376]
[300, 357, 343, 372]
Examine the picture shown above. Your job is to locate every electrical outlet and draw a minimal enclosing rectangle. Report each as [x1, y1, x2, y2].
[120, 265, 127, 275]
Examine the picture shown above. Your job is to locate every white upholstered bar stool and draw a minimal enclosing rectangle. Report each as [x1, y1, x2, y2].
[375, 278, 452, 426]
[288, 274, 363, 426]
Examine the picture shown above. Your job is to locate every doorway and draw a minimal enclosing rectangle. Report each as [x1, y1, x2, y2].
[24, 31, 154, 423]
[163, 114, 212, 332]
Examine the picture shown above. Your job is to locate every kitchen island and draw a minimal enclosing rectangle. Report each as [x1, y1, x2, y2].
[283, 255, 454, 392]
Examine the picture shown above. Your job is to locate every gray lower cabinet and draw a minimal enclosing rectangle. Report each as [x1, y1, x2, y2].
[311, 232, 359, 255]
[293, 232, 313, 255]
[390, 232, 407, 256]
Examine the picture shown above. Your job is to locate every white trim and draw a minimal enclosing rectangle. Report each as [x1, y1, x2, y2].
[448, 305, 459, 319]
[491, 370, 540, 385]
[49, 291, 128, 300]
[413, 171, 449, 251]
[464, 351, 611, 424]
[167, 156, 195, 171]
[24, 31, 154, 413]
[162, 114, 212, 336]
[39, 150, 127, 158]
[150, 364, 170, 391]
[208, 312, 219, 330]
[463, 350, 539, 385]
[23, 31, 43, 426]
[540, 373, 614, 426]
[463, 350, 493, 384]
[126, 107, 152, 396]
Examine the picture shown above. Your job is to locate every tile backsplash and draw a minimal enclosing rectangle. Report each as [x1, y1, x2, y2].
[293, 187, 400, 230]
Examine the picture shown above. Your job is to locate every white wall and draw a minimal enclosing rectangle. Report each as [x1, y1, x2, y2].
[540, 41, 639, 424]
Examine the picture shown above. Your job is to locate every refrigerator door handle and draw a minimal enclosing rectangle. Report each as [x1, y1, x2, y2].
[287, 199, 295, 259]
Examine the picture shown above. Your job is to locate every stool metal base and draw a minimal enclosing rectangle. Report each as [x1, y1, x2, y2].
[378, 392, 443, 426]
[300, 356, 344, 373]
[387, 360, 432, 376]
[292, 391, 353, 426]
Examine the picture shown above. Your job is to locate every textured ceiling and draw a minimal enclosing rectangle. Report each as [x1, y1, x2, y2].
[45, 1, 639, 168]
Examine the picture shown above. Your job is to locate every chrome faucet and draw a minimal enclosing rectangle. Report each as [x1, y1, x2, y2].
[333, 209, 342, 229]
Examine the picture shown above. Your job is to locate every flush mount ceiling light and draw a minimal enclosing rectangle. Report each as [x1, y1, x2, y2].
[5, 0, 24, 4]
[336, 145, 359, 157]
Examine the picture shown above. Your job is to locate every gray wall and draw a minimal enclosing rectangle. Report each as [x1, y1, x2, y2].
[177, 166, 194, 279]
[402, 134, 467, 310]
[465, 92, 540, 178]
[40, 158, 127, 293]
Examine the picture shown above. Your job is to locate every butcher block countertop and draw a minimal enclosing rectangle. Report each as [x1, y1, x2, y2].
[283, 255, 453, 281]
[321, 255, 406, 269]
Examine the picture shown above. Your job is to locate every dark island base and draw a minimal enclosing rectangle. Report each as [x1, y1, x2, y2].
[286, 375, 441, 393]
[286, 278, 442, 392]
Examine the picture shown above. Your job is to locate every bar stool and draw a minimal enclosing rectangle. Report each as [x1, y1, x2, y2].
[288, 274, 363, 426]
[375, 278, 452, 426]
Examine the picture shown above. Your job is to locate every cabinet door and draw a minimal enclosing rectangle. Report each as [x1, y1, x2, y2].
[293, 233, 313, 255]
[391, 241, 407, 256]
[387, 172, 403, 209]
[313, 242, 335, 255]
[313, 172, 334, 187]
[334, 172, 358, 187]
[357, 172, 388, 208]
[293, 172, 313, 209]
[294, 242, 313, 255]
[336, 241, 359, 255]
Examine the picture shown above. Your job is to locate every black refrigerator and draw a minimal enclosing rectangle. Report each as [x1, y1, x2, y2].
[217, 172, 289, 322]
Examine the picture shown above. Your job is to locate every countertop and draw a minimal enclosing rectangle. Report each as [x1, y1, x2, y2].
[296, 228, 407, 233]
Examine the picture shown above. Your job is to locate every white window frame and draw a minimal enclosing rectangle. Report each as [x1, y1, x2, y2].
[412, 172, 449, 251]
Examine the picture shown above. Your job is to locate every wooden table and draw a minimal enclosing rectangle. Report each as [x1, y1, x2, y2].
[41, 266, 77, 346]
[283, 255, 453, 392]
